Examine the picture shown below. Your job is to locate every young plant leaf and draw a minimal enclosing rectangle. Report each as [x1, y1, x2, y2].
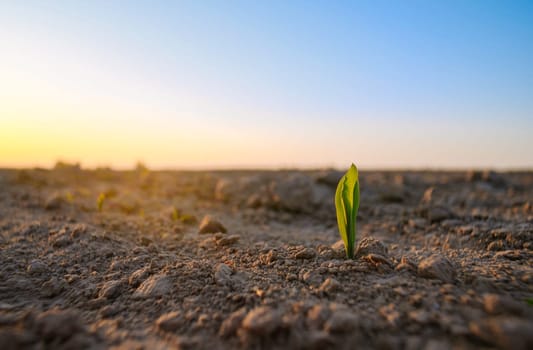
[97, 193, 106, 212]
[335, 164, 360, 258]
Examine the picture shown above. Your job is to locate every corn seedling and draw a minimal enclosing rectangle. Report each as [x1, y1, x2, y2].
[171, 207, 180, 221]
[180, 214, 197, 225]
[168, 206, 196, 224]
[65, 192, 74, 203]
[335, 164, 360, 258]
[97, 193, 106, 212]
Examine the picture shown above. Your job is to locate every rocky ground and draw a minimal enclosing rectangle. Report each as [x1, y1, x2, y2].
[0, 165, 532, 350]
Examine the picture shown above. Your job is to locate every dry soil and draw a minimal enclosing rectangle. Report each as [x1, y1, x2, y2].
[0, 166, 532, 349]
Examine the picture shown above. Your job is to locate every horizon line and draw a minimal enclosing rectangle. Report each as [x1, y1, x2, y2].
[1, 164, 532, 173]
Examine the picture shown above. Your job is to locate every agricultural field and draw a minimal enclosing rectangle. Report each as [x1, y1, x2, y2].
[0, 166, 532, 349]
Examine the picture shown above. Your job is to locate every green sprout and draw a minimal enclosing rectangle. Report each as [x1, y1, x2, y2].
[335, 164, 360, 259]
[169, 206, 196, 224]
[97, 193, 106, 212]
[180, 214, 197, 225]
[171, 207, 180, 221]
[65, 192, 74, 203]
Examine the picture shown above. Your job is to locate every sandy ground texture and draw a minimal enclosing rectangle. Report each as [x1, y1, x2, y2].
[0, 165, 532, 350]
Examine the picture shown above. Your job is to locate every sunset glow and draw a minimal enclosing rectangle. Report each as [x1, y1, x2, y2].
[1, 1, 532, 169]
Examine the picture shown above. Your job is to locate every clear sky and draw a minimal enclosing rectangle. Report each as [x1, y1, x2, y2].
[1, 0, 532, 169]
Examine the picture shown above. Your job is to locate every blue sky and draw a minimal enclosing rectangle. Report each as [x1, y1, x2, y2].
[1, 1, 532, 169]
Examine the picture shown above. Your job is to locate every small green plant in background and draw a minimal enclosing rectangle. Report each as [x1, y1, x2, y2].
[97, 193, 106, 212]
[169, 206, 197, 224]
[65, 192, 74, 203]
[180, 214, 197, 225]
[335, 164, 360, 259]
[171, 207, 180, 221]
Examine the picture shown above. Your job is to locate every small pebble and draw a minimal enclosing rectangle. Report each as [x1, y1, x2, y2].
[198, 216, 227, 234]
